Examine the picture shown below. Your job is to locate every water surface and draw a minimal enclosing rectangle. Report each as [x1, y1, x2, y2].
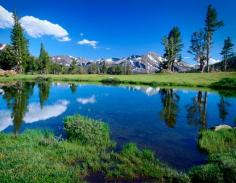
[0, 81, 235, 170]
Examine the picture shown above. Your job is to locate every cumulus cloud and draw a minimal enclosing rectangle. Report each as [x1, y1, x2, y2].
[0, 5, 70, 42]
[77, 39, 98, 48]
[77, 95, 96, 104]
[0, 5, 13, 28]
[20, 16, 70, 41]
[0, 100, 70, 131]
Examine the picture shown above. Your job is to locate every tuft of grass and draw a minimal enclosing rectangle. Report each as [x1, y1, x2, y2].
[198, 128, 236, 154]
[64, 114, 115, 149]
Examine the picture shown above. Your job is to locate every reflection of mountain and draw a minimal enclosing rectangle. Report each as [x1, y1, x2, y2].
[126, 86, 160, 96]
[0, 100, 69, 131]
[77, 95, 96, 104]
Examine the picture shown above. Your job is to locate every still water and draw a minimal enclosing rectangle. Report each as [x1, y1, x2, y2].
[0, 81, 235, 169]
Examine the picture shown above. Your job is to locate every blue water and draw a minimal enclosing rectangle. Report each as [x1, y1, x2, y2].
[0, 82, 235, 170]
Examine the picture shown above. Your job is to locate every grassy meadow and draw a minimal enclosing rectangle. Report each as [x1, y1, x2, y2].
[0, 72, 236, 88]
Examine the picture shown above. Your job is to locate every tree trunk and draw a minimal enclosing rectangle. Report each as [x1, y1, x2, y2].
[206, 33, 210, 73]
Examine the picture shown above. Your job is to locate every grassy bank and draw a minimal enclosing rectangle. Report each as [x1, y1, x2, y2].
[0, 72, 236, 88]
[0, 115, 188, 182]
[0, 114, 235, 182]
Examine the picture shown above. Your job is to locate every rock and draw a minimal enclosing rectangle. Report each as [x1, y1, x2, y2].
[213, 124, 232, 131]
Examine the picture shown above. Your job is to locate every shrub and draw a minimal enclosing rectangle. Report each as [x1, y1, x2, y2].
[101, 77, 121, 84]
[64, 114, 114, 149]
[210, 78, 236, 90]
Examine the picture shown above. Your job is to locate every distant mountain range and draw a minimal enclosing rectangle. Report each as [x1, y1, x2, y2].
[51, 52, 196, 73]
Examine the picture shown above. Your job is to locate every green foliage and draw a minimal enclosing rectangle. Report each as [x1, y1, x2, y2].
[205, 4, 224, 72]
[11, 12, 30, 73]
[162, 26, 183, 72]
[210, 78, 236, 90]
[188, 30, 207, 72]
[38, 43, 51, 74]
[101, 77, 121, 84]
[198, 128, 236, 154]
[220, 37, 234, 71]
[0, 45, 18, 70]
[64, 114, 114, 149]
[189, 128, 236, 183]
[188, 164, 223, 183]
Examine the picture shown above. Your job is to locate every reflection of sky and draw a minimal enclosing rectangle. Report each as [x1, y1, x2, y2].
[0, 100, 69, 131]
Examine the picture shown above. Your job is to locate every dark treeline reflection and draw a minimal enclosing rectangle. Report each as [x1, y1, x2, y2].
[186, 91, 208, 128]
[1, 81, 51, 135]
[159, 89, 180, 128]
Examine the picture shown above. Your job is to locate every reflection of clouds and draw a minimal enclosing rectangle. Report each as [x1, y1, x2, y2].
[0, 100, 69, 131]
[0, 89, 4, 95]
[24, 100, 69, 123]
[77, 95, 96, 104]
[0, 110, 12, 131]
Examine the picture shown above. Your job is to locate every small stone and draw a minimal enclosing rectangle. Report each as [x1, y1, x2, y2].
[214, 124, 232, 131]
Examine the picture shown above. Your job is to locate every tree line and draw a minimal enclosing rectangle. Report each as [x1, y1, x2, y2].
[162, 4, 234, 72]
[0, 5, 235, 74]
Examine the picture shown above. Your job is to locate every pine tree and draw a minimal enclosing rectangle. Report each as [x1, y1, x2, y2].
[38, 43, 50, 74]
[188, 30, 207, 72]
[205, 4, 224, 72]
[220, 37, 234, 71]
[11, 12, 29, 73]
[162, 27, 183, 72]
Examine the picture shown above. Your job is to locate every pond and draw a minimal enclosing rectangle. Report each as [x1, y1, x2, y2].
[0, 81, 235, 170]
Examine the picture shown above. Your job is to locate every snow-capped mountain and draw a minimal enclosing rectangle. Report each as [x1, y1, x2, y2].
[51, 52, 194, 73]
[0, 44, 6, 51]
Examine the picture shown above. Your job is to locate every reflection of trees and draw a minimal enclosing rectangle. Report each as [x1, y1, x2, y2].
[159, 89, 179, 128]
[218, 96, 230, 122]
[2, 82, 35, 135]
[70, 83, 77, 93]
[186, 91, 207, 128]
[38, 81, 51, 108]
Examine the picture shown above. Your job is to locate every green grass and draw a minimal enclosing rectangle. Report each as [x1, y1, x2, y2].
[0, 72, 236, 88]
[0, 114, 235, 182]
[0, 114, 189, 182]
[188, 128, 236, 183]
[198, 128, 236, 154]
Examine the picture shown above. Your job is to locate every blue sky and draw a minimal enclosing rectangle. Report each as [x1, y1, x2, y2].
[0, 0, 235, 63]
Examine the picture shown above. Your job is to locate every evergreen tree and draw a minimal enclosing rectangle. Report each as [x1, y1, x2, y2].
[68, 59, 78, 74]
[38, 43, 50, 74]
[0, 45, 18, 70]
[220, 37, 234, 71]
[188, 30, 207, 72]
[11, 12, 30, 73]
[205, 4, 224, 72]
[162, 26, 183, 72]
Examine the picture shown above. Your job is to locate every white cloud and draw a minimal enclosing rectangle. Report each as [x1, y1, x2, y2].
[77, 95, 96, 104]
[210, 58, 221, 64]
[0, 5, 13, 28]
[77, 39, 98, 48]
[0, 100, 70, 131]
[20, 16, 70, 41]
[0, 5, 70, 42]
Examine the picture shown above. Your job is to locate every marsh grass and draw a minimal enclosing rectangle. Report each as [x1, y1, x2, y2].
[1, 115, 236, 182]
[188, 128, 236, 183]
